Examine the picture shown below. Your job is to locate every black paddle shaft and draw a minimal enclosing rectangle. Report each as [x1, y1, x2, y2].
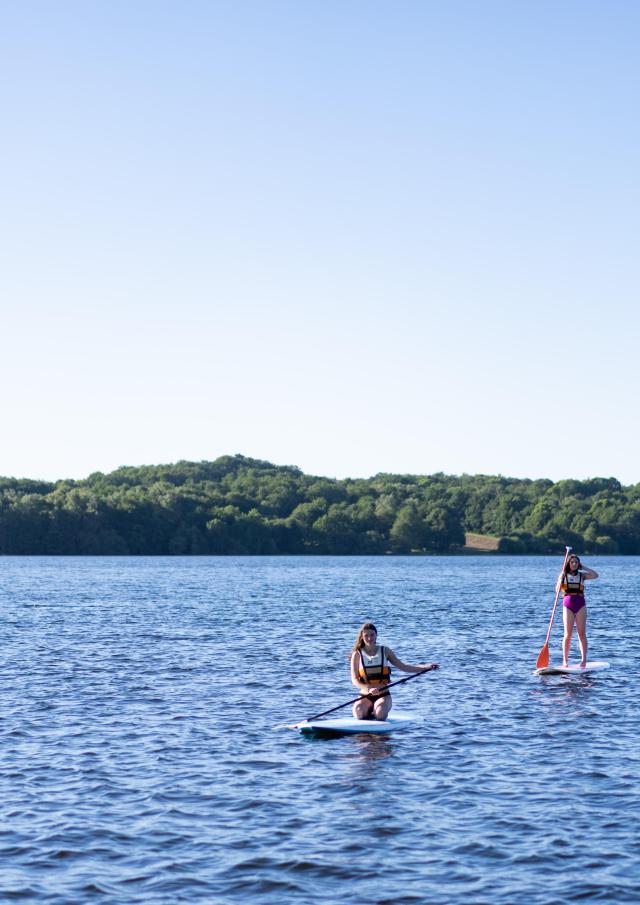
[301, 666, 437, 724]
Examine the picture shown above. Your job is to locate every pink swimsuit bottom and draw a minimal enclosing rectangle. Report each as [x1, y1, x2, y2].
[563, 594, 586, 614]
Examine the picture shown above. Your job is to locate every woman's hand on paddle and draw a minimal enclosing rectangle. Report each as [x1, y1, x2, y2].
[420, 663, 439, 671]
[367, 685, 387, 697]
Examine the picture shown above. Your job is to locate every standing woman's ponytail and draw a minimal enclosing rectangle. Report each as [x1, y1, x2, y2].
[565, 555, 582, 576]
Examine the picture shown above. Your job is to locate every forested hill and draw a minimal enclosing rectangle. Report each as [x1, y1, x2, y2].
[0, 455, 638, 555]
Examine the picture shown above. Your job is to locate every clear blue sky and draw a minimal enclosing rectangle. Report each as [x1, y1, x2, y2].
[2, 1, 639, 484]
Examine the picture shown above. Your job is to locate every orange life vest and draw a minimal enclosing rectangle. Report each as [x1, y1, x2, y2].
[358, 645, 391, 686]
[562, 570, 585, 596]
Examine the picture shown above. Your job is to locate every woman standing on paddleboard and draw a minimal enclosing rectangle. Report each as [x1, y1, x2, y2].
[350, 623, 438, 721]
[556, 554, 598, 668]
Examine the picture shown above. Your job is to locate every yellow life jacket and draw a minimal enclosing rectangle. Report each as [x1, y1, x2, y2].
[358, 645, 391, 686]
[562, 570, 585, 595]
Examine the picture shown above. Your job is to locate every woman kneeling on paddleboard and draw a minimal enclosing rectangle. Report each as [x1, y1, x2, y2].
[556, 554, 598, 668]
[350, 623, 438, 721]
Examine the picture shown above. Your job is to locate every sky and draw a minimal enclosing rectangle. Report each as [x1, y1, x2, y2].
[2, 0, 639, 485]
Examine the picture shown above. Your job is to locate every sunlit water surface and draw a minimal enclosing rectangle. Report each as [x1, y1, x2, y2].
[1, 556, 638, 903]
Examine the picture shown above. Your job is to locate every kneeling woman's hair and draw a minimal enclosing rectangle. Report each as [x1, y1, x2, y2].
[353, 622, 377, 651]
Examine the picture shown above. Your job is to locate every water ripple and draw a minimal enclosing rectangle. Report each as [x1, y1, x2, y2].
[0, 556, 639, 903]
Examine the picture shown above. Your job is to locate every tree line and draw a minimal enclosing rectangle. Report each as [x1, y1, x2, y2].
[0, 455, 638, 555]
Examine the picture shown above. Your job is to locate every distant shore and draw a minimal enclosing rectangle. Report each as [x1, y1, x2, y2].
[0, 455, 634, 555]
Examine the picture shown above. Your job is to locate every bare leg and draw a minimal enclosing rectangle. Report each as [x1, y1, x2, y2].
[353, 697, 374, 720]
[575, 607, 588, 667]
[562, 607, 575, 666]
[373, 692, 392, 721]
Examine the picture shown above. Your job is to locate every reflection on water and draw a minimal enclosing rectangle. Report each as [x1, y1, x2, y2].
[302, 731, 396, 767]
[337, 734, 396, 765]
[532, 673, 609, 715]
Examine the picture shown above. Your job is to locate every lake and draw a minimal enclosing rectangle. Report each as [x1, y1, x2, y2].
[0, 555, 638, 903]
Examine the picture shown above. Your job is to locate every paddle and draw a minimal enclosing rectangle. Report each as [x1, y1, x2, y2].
[275, 664, 439, 730]
[535, 545, 572, 669]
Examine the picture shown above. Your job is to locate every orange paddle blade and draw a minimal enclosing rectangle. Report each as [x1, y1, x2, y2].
[536, 643, 549, 669]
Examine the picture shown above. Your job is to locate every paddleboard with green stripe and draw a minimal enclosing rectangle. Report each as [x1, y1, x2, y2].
[535, 660, 610, 676]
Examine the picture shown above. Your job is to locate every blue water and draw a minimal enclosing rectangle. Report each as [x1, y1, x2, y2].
[1, 556, 638, 903]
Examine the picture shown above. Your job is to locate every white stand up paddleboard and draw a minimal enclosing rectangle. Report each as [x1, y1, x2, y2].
[535, 660, 610, 676]
[299, 710, 415, 735]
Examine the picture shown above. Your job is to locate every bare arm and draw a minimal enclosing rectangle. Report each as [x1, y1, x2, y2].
[385, 647, 439, 673]
[582, 566, 598, 580]
[350, 650, 366, 690]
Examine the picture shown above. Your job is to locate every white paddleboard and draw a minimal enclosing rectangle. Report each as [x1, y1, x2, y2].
[299, 710, 415, 735]
[535, 660, 610, 676]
